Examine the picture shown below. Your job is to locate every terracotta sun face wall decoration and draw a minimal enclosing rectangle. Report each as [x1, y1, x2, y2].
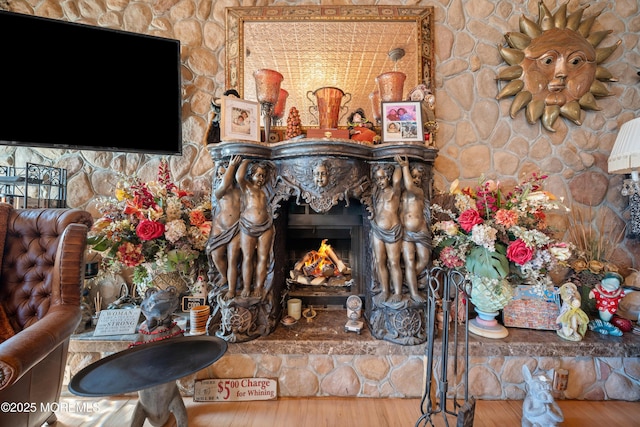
[496, 1, 621, 132]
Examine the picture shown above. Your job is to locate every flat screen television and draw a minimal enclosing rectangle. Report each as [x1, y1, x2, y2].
[0, 11, 182, 155]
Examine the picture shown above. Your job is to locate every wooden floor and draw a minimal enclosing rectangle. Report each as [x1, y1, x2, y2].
[53, 394, 640, 427]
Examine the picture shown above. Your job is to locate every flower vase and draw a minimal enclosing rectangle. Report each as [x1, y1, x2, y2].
[468, 307, 509, 339]
[151, 271, 189, 295]
[468, 275, 513, 339]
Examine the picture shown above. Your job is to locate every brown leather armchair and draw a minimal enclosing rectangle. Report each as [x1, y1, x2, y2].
[0, 204, 92, 427]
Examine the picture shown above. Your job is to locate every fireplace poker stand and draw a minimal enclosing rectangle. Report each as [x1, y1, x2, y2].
[416, 267, 475, 427]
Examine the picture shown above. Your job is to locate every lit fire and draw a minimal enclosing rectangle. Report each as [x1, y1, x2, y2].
[303, 239, 338, 278]
[290, 239, 351, 286]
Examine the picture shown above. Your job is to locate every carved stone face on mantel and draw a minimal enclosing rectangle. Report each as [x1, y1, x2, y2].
[279, 157, 370, 213]
[312, 160, 329, 189]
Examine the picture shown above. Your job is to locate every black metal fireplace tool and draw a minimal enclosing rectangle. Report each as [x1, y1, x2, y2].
[416, 267, 475, 427]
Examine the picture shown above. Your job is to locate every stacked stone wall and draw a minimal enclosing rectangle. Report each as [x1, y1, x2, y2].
[2, 1, 638, 274]
[66, 341, 640, 400]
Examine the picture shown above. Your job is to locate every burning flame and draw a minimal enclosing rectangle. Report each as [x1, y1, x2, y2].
[303, 239, 337, 277]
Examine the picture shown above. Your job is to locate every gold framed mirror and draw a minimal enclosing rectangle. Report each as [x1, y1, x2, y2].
[225, 6, 434, 128]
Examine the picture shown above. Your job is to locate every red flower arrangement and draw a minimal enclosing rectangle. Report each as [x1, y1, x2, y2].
[88, 160, 212, 287]
[432, 173, 572, 299]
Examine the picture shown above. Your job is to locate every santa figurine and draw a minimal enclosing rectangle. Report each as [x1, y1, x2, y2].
[589, 272, 625, 321]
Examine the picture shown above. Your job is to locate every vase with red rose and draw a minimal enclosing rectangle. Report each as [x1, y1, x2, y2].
[431, 174, 573, 339]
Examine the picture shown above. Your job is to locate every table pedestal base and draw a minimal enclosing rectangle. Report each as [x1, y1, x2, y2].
[131, 381, 187, 427]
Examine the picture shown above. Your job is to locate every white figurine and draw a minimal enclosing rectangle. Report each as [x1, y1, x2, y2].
[522, 365, 564, 427]
[556, 282, 589, 341]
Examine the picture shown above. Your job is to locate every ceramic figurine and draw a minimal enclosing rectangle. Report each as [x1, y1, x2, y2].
[139, 286, 181, 334]
[589, 272, 625, 321]
[407, 83, 438, 137]
[521, 365, 564, 427]
[588, 318, 623, 336]
[556, 283, 589, 341]
[347, 108, 377, 143]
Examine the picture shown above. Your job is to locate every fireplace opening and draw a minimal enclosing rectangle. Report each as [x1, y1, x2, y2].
[284, 200, 365, 308]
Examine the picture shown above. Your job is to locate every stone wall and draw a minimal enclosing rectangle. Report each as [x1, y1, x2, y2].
[1, 1, 639, 263]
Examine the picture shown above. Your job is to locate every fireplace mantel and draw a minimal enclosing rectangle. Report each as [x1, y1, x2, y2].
[209, 139, 438, 162]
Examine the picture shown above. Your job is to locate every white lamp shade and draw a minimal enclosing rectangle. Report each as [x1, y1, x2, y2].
[608, 117, 640, 174]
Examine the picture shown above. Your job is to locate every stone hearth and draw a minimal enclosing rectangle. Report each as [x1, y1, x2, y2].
[66, 312, 640, 401]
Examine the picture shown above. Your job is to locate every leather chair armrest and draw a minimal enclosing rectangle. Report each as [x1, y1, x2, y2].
[0, 307, 80, 390]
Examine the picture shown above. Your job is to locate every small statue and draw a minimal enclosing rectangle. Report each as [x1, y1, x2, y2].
[139, 286, 181, 333]
[522, 365, 564, 427]
[556, 282, 589, 341]
[407, 84, 438, 138]
[347, 108, 378, 143]
[132, 285, 187, 427]
[589, 272, 625, 321]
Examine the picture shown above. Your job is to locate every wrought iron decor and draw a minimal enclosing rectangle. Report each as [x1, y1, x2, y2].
[416, 267, 474, 426]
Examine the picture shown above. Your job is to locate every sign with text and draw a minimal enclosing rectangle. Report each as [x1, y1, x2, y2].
[181, 296, 206, 312]
[93, 308, 141, 336]
[194, 378, 277, 402]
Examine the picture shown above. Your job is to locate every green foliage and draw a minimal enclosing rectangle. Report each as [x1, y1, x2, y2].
[465, 245, 509, 279]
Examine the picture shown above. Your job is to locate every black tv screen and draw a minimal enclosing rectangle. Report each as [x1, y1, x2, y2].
[0, 11, 182, 155]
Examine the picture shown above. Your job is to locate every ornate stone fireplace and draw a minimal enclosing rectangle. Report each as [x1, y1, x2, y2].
[206, 139, 436, 345]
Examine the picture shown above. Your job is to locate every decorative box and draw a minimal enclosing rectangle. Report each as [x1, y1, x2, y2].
[306, 128, 350, 139]
[502, 285, 560, 330]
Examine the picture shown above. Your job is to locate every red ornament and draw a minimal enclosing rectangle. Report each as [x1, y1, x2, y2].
[610, 315, 633, 333]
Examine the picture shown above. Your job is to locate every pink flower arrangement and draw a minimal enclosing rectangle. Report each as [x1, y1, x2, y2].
[431, 173, 572, 296]
[88, 160, 212, 285]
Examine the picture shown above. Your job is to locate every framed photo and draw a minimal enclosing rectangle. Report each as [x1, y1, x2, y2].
[381, 101, 424, 143]
[220, 97, 260, 142]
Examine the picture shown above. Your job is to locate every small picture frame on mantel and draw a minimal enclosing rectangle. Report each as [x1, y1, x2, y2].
[381, 101, 424, 144]
[220, 96, 260, 142]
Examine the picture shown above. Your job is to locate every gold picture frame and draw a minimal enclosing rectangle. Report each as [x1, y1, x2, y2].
[225, 6, 435, 128]
[220, 97, 260, 142]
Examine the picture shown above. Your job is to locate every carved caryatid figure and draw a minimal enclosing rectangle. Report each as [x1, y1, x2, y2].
[396, 155, 430, 303]
[371, 163, 404, 303]
[207, 155, 242, 300]
[236, 158, 274, 299]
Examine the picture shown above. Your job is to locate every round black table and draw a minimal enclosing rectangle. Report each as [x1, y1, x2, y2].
[69, 335, 227, 426]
